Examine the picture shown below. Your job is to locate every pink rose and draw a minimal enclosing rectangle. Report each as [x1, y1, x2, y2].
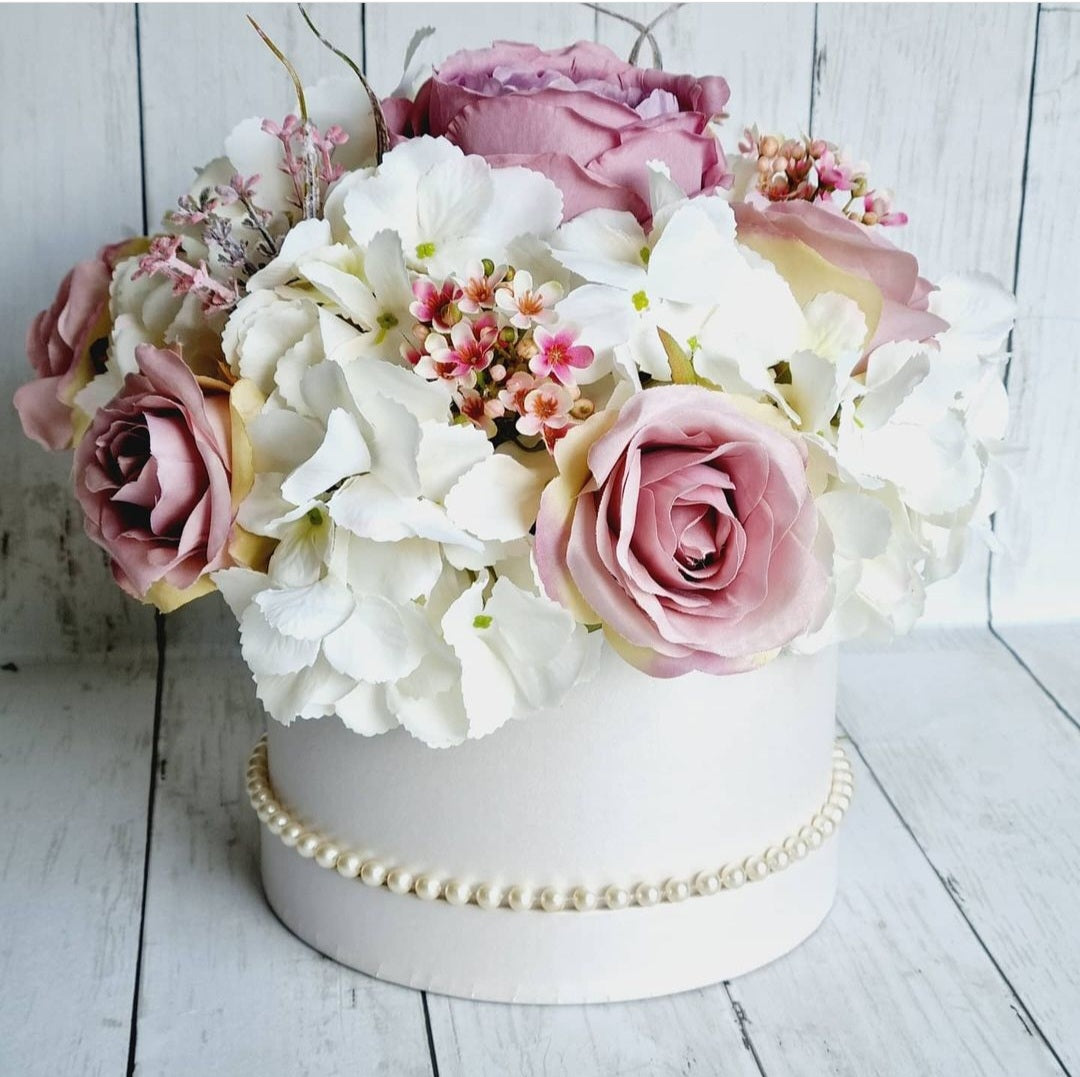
[73, 345, 235, 608]
[14, 247, 117, 450]
[734, 200, 948, 366]
[385, 41, 731, 223]
[535, 385, 825, 677]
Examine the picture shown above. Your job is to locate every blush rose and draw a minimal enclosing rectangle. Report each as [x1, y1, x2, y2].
[534, 385, 826, 676]
[384, 41, 731, 223]
[734, 200, 948, 366]
[14, 242, 136, 451]
[73, 344, 236, 610]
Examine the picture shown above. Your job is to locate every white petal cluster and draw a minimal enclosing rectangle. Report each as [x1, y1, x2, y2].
[214, 139, 597, 746]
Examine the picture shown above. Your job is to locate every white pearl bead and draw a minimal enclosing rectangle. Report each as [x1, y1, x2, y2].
[634, 883, 661, 907]
[256, 800, 278, 823]
[830, 793, 851, 812]
[695, 870, 721, 896]
[540, 887, 566, 913]
[251, 789, 270, 809]
[414, 874, 442, 901]
[297, 832, 321, 859]
[664, 879, 691, 903]
[604, 885, 630, 910]
[812, 813, 835, 838]
[386, 868, 414, 895]
[315, 843, 340, 870]
[360, 859, 387, 887]
[824, 804, 844, 824]
[765, 846, 789, 873]
[245, 777, 262, 795]
[833, 745, 846, 759]
[268, 811, 290, 835]
[743, 855, 768, 882]
[784, 836, 808, 861]
[571, 887, 598, 912]
[507, 886, 534, 911]
[834, 758, 852, 774]
[336, 852, 362, 879]
[800, 824, 822, 849]
[475, 883, 503, 910]
[281, 822, 303, 847]
[444, 879, 472, 906]
[720, 865, 746, 889]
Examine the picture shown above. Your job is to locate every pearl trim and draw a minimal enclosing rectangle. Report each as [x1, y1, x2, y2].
[247, 736, 854, 913]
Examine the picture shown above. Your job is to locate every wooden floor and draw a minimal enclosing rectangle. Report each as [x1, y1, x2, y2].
[1, 625, 1077, 1076]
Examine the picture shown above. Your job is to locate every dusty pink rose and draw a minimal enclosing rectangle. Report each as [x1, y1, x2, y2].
[15, 247, 119, 450]
[535, 385, 825, 677]
[385, 41, 731, 222]
[734, 200, 948, 365]
[73, 345, 235, 605]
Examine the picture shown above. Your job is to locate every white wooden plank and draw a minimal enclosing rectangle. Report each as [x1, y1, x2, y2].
[139, 2, 363, 229]
[363, 1, 596, 94]
[727, 734, 1064, 1077]
[136, 2, 363, 660]
[839, 628, 1080, 1072]
[0, 4, 151, 660]
[131, 657, 433, 1076]
[427, 976, 761, 1077]
[0, 659, 157, 1077]
[992, 6, 1080, 623]
[594, 3, 815, 137]
[813, 5, 1037, 626]
[995, 623, 1080, 733]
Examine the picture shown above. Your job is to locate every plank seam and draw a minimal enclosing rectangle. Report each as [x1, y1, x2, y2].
[125, 612, 167, 1077]
[987, 625, 1080, 735]
[987, 3, 1041, 619]
[837, 727, 1073, 1077]
[807, 3, 820, 136]
[421, 992, 441, 1077]
[134, 3, 149, 236]
[722, 981, 769, 1076]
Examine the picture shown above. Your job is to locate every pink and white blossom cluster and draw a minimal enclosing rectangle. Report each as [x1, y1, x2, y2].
[14, 37, 1014, 746]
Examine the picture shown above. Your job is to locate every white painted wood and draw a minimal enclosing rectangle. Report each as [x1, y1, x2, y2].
[131, 658, 433, 1076]
[0, 4, 152, 661]
[594, 2, 815, 137]
[996, 623, 1080, 734]
[0, 659, 156, 1077]
[139, 3, 363, 230]
[136, 2, 362, 659]
[427, 976, 762, 1077]
[813, 5, 1037, 626]
[363, 1, 596, 94]
[727, 736, 1065, 1077]
[839, 627, 1080, 1073]
[992, 5, 1080, 624]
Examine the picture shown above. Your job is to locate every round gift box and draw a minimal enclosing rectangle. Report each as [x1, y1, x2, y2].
[253, 645, 845, 1003]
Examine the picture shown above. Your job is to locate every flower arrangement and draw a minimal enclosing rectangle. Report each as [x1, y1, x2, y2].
[15, 24, 1015, 748]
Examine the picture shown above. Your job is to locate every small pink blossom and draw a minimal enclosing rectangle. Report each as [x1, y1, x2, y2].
[515, 382, 574, 440]
[497, 371, 539, 414]
[494, 271, 563, 329]
[815, 148, 853, 191]
[410, 278, 463, 332]
[134, 236, 239, 311]
[458, 388, 505, 437]
[529, 326, 594, 386]
[423, 316, 499, 381]
[458, 260, 507, 313]
[863, 189, 908, 227]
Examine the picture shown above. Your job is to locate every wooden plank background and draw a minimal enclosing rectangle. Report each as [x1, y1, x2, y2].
[0, 3, 1073, 665]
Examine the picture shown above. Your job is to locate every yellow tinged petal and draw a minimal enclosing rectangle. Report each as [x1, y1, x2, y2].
[144, 574, 216, 613]
[740, 233, 883, 351]
[228, 378, 265, 510]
